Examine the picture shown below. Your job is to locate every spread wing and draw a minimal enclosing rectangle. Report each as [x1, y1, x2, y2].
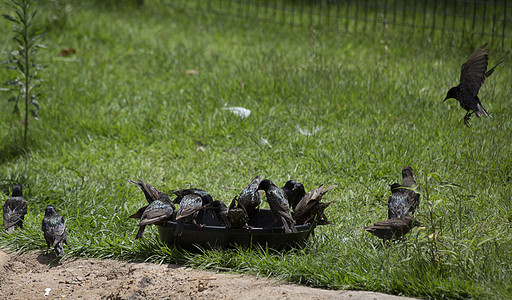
[460, 44, 489, 97]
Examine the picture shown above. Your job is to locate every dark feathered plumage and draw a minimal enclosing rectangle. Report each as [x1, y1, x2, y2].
[205, 200, 230, 227]
[401, 166, 421, 216]
[42, 205, 67, 256]
[135, 199, 174, 239]
[3, 184, 27, 233]
[129, 179, 171, 204]
[258, 179, 297, 233]
[237, 176, 262, 215]
[282, 180, 306, 211]
[387, 183, 409, 219]
[444, 43, 508, 126]
[174, 193, 203, 236]
[129, 179, 174, 239]
[172, 188, 213, 206]
[293, 184, 335, 225]
[359, 216, 422, 240]
[227, 196, 249, 228]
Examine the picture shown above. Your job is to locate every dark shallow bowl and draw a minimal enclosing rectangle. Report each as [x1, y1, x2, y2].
[157, 209, 314, 251]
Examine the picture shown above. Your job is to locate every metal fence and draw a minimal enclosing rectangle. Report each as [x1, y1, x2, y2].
[184, 0, 511, 49]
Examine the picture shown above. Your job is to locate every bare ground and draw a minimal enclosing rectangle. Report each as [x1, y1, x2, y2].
[0, 249, 416, 300]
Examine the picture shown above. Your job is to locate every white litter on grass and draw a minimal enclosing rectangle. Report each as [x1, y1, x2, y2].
[296, 125, 321, 136]
[260, 138, 272, 148]
[222, 106, 251, 118]
[44, 288, 51, 297]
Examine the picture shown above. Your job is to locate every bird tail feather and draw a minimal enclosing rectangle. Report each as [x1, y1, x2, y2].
[476, 103, 492, 118]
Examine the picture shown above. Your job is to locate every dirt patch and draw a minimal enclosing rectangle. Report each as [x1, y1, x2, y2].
[0, 249, 416, 299]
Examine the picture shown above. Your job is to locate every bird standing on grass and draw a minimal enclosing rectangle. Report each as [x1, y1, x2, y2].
[3, 184, 27, 233]
[129, 179, 174, 239]
[444, 43, 508, 126]
[42, 205, 67, 256]
[358, 216, 423, 241]
[258, 179, 297, 233]
[293, 184, 335, 225]
[174, 193, 204, 236]
[401, 166, 421, 216]
[281, 180, 306, 211]
[237, 176, 261, 215]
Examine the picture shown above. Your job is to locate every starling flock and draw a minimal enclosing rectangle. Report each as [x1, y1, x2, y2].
[359, 166, 423, 241]
[126, 176, 335, 238]
[444, 43, 508, 126]
[1, 44, 507, 256]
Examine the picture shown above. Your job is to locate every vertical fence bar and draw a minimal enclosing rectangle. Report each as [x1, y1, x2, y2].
[431, 0, 437, 35]
[472, 0, 477, 34]
[355, 1, 359, 31]
[402, 1, 407, 33]
[364, 0, 368, 31]
[491, 0, 497, 46]
[441, 0, 447, 37]
[422, 0, 427, 34]
[373, 0, 378, 30]
[336, 0, 341, 30]
[481, 1, 487, 38]
[451, 0, 457, 46]
[392, 0, 397, 29]
[345, 0, 350, 32]
[462, 0, 467, 38]
[411, 0, 416, 38]
[503, 1, 507, 49]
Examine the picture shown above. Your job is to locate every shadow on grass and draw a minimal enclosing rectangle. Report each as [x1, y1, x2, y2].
[0, 133, 30, 165]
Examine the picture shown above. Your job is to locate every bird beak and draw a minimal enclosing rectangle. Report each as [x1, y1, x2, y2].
[443, 96, 449, 102]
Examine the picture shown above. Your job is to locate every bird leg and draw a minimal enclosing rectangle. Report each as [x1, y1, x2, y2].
[192, 220, 205, 230]
[463, 111, 473, 127]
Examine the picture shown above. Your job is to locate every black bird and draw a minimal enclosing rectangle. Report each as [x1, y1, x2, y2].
[281, 180, 306, 211]
[172, 188, 213, 206]
[359, 216, 423, 241]
[204, 200, 230, 228]
[387, 183, 409, 219]
[41, 205, 67, 256]
[237, 176, 261, 215]
[3, 184, 27, 233]
[401, 166, 421, 216]
[129, 179, 174, 239]
[258, 179, 297, 233]
[174, 193, 203, 236]
[444, 43, 508, 126]
[293, 184, 335, 225]
[227, 196, 249, 229]
[135, 199, 174, 239]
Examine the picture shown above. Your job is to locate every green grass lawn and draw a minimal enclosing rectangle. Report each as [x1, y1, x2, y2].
[1, 1, 512, 298]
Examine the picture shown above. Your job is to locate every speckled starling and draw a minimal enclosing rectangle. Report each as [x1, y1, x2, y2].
[387, 183, 409, 219]
[359, 216, 422, 240]
[135, 199, 174, 239]
[205, 200, 230, 227]
[174, 193, 203, 236]
[129, 179, 174, 239]
[237, 176, 261, 215]
[293, 184, 335, 225]
[281, 180, 306, 211]
[172, 188, 213, 206]
[41, 205, 67, 256]
[227, 196, 249, 229]
[444, 43, 508, 126]
[3, 184, 27, 233]
[258, 179, 297, 233]
[401, 166, 421, 216]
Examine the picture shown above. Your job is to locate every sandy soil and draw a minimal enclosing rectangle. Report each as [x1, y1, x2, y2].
[0, 249, 416, 300]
